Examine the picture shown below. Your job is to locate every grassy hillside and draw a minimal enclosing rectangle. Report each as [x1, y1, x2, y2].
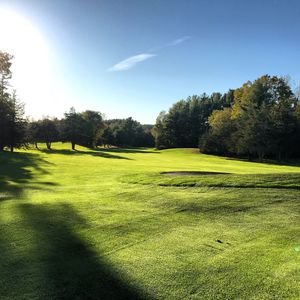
[0, 143, 299, 299]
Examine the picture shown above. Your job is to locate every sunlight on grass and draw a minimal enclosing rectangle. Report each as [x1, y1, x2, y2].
[0, 143, 299, 299]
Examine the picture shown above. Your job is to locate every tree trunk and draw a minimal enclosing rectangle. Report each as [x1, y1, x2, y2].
[46, 142, 51, 150]
[10, 145, 14, 152]
[72, 142, 76, 150]
[277, 151, 282, 162]
[35, 142, 39, 149]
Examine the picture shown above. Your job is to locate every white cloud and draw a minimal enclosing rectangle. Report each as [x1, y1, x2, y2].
[168, 36, 191, 47]
[109, 53, 156, 71]
[109, 36, 190, 72]
[148, 36, 191, 52]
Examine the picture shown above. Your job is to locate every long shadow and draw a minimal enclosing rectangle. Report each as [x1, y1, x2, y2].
[0, 151, 54, 201]
[157, 172, 300, 190]
[39, 149, 132, 160]
[174, 195, 299, 216]
[96, 147, 159, 154]
[164, 181, 300, 190]
[5, 203, 147, 300]
[81, 150, 132, 160]
[161, 171, 229, 176]
[159, 182, 300, 190]
[212, 184, 300, 190]
[224, 156, 300, 168]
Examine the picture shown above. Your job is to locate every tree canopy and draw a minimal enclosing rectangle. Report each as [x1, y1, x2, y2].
[199, 75, 300, 160]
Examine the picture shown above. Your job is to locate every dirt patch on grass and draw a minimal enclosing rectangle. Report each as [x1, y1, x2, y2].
[160, 171, 229, 176]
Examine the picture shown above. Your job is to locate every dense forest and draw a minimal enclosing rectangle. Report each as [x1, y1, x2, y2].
[153, 75, 300, 160]
[1, 50, 300, 161]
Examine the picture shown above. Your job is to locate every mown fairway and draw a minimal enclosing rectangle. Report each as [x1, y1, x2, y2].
[0, 144, 299, 299]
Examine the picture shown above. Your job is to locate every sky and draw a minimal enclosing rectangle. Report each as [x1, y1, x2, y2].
[0, 0, 300, 124]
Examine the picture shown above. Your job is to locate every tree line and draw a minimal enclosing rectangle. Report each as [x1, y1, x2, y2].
[2, 49, 300, 160]
[152, 91, 233, 149]
[153, 75, 300, 160]
[0, 51, 154, 152]
[27, 112, 154, 150]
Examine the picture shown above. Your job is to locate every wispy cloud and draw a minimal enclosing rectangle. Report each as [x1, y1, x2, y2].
[109, 53, 156, 72]
[109, 36, 190, 72]
[167, 36, 191, 47]
[149, 36, 191, 52]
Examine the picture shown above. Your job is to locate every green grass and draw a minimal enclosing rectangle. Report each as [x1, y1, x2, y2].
[0, 144, 299, 299]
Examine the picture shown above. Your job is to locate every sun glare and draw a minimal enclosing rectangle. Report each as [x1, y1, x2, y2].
[0, 8, 68, 118]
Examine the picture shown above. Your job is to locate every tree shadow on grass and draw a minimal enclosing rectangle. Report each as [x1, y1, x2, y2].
[161, 171, 229, 176]
[224, 156, 300, 168]
[212, 184, 300, 190]
[157, 172, 300, 190]
[2, 203, 147, 300]
[0, 151, 56, 201]
[96, 147, 159, 154]
[39, 149, 132, 160]
[158, 182, 300, 190]
[174, 195, 299, 217]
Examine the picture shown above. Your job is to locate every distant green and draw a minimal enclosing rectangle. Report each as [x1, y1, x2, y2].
[0, 144, 299, 299]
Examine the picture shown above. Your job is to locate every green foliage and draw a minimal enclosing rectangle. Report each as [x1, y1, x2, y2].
[103, 118, 154, 147]
[60, 108, 104, 150]
[201, 75, 300, 160]
[153, 75, 300, 160]
[27, 118, 60, 149]
[0, 52, 26, 152]
[153, 92, 233, 149]
[151, 111, 170, 149]
[81, 110, 104, 148]
[27, 115, 153, 150]
[0, 50, 12, 95]
[200, 108, 235, 155]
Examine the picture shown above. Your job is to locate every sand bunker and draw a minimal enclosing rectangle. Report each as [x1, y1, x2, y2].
[160, 171, 228, 176]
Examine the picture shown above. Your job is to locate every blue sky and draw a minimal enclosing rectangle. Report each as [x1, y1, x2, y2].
[1, 0, 300, 123]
